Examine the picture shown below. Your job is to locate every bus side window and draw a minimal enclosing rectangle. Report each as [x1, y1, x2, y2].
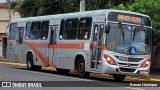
[25, 22, 31, 40]
[40, 21, 49, 40]
[18, 27, 24, 44]
[8, 23, 18, 40]
[30, 21, 41, 40]
[64, 18, 78, 39]
[78, 17, 92, 40]
[59, 19, 65, 40]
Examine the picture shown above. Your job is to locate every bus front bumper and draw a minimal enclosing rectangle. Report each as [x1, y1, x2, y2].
[102, 62, 150, 77]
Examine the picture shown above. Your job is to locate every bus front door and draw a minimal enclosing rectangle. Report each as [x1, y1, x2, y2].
[91, 23, 105, 71]
[49, 25, 58, 66]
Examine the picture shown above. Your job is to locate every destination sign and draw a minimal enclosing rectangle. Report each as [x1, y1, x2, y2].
[117, 14, 141, 23]
[108, 12, 151, 26]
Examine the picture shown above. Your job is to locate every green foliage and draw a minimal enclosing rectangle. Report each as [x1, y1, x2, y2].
[115, 0, 160, 43]
[18, 0, 133, 17]
[17, 0, 36, 17]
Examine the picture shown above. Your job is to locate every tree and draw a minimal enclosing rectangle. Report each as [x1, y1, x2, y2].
[114, 0, 160, 42]
[18, 0, 136, 17]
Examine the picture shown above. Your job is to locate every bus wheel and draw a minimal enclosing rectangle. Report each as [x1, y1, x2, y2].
[27, 54, 34, 70]
[27, 53, 41, 71]
[56, 68, 70, 74]
[77, 58, 90, 78]
[113, 74, 126, 82]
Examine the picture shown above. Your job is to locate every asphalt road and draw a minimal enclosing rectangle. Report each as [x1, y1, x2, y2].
[0, 64, 159, 90]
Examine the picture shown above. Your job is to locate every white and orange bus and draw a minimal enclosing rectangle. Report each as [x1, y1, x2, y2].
[6, 9, 152, 81]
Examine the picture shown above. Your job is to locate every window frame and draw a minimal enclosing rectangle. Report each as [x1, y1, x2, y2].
[78, 17, 92, 40]
[25, 22, 31, 40]
[29, 21, 42, 40]
[8, 23, 18, 40]
[39, 20, 49, 40]
[64, 18, 79, 40]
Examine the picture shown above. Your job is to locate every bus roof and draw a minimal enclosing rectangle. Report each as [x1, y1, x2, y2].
[11, 9, 150, 23]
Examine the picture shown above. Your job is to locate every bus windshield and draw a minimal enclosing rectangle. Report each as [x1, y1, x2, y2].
[106, 23, 151, 55]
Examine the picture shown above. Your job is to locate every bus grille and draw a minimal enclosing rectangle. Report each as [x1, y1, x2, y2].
[114, 56, 144, 62]
[118, 63, 138, 66]
[119, 67, 135, 73]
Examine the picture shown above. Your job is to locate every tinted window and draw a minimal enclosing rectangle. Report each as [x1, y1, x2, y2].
[40, 21, 49, 40]
[18, 27, 24, 44]
[59, 20, 65, 39]
[78, 17, 92, 39]
[25, 22, 31, 40]
[30, 22, 41, 40]
[8, 23, 18, 40]
[64, 19, 78, 39]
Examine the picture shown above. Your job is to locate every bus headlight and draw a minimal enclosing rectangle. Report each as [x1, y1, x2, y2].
[104, 54, 117, 65]
[140, 59, 151, 68]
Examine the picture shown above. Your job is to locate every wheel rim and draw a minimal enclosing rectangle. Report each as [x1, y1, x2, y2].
[28, 60, 31, 68]
[79, 62, 84, 73]
[27, 55, 32, 68]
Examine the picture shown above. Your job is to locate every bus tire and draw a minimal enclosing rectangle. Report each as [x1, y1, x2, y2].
[113, 74, 126, 82]
[56, 68, 70, 74]
[27, 53, 41, 71]
[77, 58, 90, 78]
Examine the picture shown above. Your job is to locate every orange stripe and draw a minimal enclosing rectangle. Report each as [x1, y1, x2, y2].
[25, 43, 48, 48]
[90, 44, 108, 50]
[26, 43, 84, 49]
[24, 42, 52, 66]
[29, 43, 47, 48]
[48, 43, 84, 49]
[23, 42, 108, 50]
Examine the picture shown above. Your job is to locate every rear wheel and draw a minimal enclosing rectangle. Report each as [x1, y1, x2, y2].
[113, 74, 126, 82]
[27, 53, 41, 71]
[77, 58, 90, 78]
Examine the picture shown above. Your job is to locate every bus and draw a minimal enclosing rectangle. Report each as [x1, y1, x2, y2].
[6, 9, 152, 81]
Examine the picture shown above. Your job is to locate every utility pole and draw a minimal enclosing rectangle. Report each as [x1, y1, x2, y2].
[80, 0, 85, 12]
[6, 0, 11, 35]
[8, 0, 11, 27]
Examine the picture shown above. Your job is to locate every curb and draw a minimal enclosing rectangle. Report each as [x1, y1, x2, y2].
[0, 61, 160, 82]
[0, 61, 26, 67]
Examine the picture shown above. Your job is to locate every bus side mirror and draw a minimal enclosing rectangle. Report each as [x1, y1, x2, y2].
[105, 22, 110, 34]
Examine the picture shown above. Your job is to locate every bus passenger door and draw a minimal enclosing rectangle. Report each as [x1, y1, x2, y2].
[16, 27, 24, 63]
[49, 25, 58, 66]
[6, 24, 18, 62]
[91, 23, 105, 71]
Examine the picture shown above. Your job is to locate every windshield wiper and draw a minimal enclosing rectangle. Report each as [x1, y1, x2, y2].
[118, 23, 125, 42]
[133, 27, 140, 42]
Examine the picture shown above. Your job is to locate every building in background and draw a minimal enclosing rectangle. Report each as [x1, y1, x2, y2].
[0, 1, 21, 57]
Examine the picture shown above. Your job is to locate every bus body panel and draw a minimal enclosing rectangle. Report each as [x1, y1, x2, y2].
[7, 9, 152, 77]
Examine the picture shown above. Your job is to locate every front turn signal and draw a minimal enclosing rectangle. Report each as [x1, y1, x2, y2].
[104, 54, 117, 65]
[140, 59, 151, 68]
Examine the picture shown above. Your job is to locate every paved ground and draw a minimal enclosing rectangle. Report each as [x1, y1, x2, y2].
[0, 58, 160, 82]
[0, 58, 160, 90]
[0, 64, 159, 90]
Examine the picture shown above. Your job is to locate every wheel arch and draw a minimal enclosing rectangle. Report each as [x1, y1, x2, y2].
[74, 53, 86, 70]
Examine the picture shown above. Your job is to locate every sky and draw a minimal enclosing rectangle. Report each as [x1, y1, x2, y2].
[0, 0, 6, 3]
